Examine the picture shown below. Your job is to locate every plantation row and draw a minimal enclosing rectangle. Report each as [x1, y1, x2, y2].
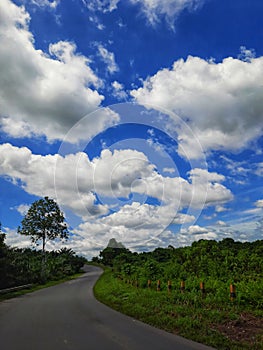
[93, 237, 263, 309]
[113, 274, 263, 308]
[94, 269, 263, 350]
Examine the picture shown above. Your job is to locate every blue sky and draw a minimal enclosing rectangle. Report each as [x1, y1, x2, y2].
[0, 0, 263, 258]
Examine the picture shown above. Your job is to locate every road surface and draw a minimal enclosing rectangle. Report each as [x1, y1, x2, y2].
[0, 265, 215, 350]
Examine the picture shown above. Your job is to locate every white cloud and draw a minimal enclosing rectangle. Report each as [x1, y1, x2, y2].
[255, 200, 263, 208]
[215, 205, 228, 213]
[0, 0, 107, 141]
[97, 44, 119, 74]
[182, 224, 208, 235]
[88, 15, 105, 30]
[255, 163, 263, 177]
[0, 143, 233, 219]
[180, 224, 218, 241]
[131, 53, 263, 158]
[216, 220, 228, 227]
[82, 0, 120, 13]
[71, 202, 187, 253]
[130, 0, 205, 28]
[0, 143, 234, 255]
[243, 208, 262, 216]
[163, 167, 175, 174]
[187, 168, 233, 208]
[31, 0, 59, 8]
[111, 81, 128, 100]
[14, 204, 30, 216]
[172, 213, 195, 224]
[92, 148, 155, 198]
[238, 46, 256, 62]
[83, 0, 205, 28]
[4, 227, 32, 249]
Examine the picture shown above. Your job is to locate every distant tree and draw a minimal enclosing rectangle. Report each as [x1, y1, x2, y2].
[0, 222, 6, 247]
[0, 222, 9, 288]
[18, 196, 68, 281]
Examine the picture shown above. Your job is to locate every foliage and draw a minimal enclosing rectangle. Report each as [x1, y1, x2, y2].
[0, 220, 86, 289]
[0, 241, 86, 289]
[18, 197, 69, 281]
[18, 196, 68, 251]
[94, 238, 263, 349]
[96, 238, 263, 284]
[98, 239, 133, 266]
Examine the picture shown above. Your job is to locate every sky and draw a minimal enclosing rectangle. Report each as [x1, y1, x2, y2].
[0, 0, 263, 258]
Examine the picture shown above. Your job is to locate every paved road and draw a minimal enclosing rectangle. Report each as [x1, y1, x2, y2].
[0, 265, 215, 350]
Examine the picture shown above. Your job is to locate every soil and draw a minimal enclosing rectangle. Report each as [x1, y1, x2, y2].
[215, 312, 263, 347]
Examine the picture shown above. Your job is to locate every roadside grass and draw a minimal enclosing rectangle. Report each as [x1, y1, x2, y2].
[94, 269, 263, 350]
[0, 272, 85, 302]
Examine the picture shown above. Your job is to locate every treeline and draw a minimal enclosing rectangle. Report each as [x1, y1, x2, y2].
[0, 230, 86, 289]
[94, 238, 263, 283]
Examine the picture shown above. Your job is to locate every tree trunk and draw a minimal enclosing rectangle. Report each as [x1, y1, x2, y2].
[41, 233, 46, 283]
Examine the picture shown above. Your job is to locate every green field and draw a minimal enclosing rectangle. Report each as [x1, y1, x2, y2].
[93, 238, 263, 350]
[94, 269, 263, 349]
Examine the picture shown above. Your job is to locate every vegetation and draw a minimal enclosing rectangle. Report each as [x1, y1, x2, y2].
[94, 238, 263, 349]
[0, 197, 86, 290]
[18, 196, 68, 281]
[0, 236, 86, 289]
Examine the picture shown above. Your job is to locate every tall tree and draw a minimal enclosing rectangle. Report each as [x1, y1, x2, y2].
[18, 197, 68, 281]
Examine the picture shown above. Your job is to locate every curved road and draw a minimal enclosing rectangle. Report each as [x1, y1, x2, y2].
[0, 265, 215, 350]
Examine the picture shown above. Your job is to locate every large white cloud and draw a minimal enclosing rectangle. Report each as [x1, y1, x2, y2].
[0, 142, 235, 257]
[0, 143, 232, 220]
[131, 53, 263, 158]
[0, 0, 110, 141]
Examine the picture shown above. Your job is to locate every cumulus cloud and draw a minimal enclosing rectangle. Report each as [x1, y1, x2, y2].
[131, 53, 263, 158]
[0, 143, 233, 221]
[0, 143, 234, 254]
[0, 0, 107, 141]
[71, 202, 192, 252]
[180, 224, 218, 240]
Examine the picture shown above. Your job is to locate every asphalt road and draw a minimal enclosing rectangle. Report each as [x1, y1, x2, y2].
[0, 265, 215, 350]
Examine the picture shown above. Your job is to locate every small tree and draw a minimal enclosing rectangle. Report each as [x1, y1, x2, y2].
[18, 196, 68, 281]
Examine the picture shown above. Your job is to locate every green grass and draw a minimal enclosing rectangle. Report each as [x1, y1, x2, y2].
[94, 269, 263, 350]
[0, 272, 85, 302]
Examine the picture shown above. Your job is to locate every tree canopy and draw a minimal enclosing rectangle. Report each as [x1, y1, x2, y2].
[18, 196, 68, 252]
[18, 196, 69, 281]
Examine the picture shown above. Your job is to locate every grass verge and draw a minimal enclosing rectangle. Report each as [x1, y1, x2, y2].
[0, 272, 85, 302]
[94, 269, 263, 350]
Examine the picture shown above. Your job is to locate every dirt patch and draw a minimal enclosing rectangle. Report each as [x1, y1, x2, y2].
[215, 313, 263, 347]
